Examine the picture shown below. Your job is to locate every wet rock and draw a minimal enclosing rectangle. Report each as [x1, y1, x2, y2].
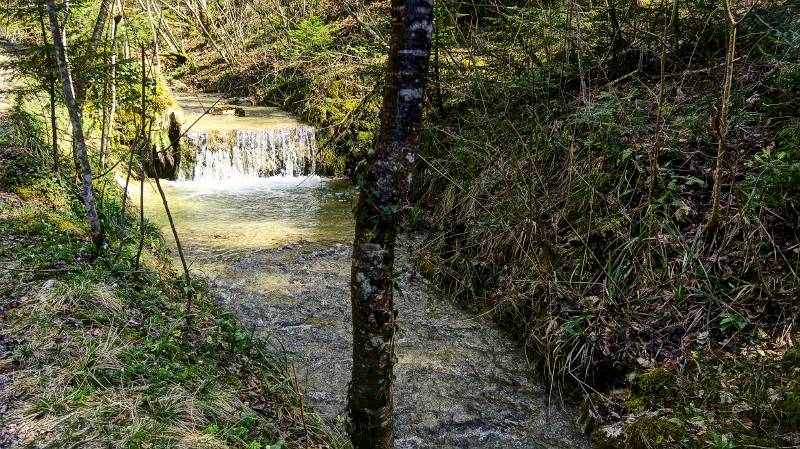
[209, 105, 246, 117]
[226, 97, 254, 106]
[146, 109, 184, 179]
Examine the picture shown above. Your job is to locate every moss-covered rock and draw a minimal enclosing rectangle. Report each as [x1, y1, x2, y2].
[624, 415, 685, 449]
[631, 368, 671, 396]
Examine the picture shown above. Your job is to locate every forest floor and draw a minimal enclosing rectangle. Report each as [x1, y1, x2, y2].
[0, 40, 22, 449]
[0, 43, 345, 449]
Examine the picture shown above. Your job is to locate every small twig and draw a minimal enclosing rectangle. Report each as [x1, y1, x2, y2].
[0, 265, 70, 273]
[670, 56, 745, 77]
[606, 69, 639, 87]
[292, 365, 310, 448]
[112, 139, 141, 264]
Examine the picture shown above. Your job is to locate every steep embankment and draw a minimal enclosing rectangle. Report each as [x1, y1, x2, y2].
[0, 44, 345, 449]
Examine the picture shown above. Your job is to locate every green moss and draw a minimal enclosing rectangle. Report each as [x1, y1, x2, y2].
[625, 415, 685, 449]
[414, 255, 437, 279]
[783, 346, 800, 367]
[784, 379, 800, 430]
[631, 368, 671, 396]
[622, 396, 646, 412]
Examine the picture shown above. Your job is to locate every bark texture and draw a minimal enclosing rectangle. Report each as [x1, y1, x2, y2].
[74, 0, 111, 108]
[347, 1, 434, 448]
[47, 0, 104, 249]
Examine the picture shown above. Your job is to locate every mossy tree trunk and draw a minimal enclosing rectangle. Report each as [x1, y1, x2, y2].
[46, 0, 104, 250]
[347, 0, 434, 448]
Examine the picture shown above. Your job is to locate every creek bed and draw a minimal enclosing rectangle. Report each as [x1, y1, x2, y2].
[143, 177, 592, 449]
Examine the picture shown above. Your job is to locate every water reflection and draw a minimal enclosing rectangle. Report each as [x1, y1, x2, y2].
[143, 177, 354, 252]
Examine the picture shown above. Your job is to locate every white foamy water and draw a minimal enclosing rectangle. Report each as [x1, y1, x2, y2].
[175, 93, 317, 181]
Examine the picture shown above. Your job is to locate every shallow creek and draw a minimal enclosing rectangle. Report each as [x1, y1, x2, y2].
[143, 177, 591, 449]
[142, 93, 590, 448]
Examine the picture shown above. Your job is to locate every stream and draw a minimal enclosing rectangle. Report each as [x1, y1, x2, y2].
[142, 94, 591, 449]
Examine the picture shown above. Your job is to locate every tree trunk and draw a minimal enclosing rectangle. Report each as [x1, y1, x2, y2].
[37, 6, 59, 175]
[100, 14, 120, 176]
[606, 0, 622, 64]
[49, 77, 59, 174]
[47, 0, 104, 250]
[652, 10, 669, 190]
[347, 1, 434, 448]
[574, 1, 589, 105]
[708, 21, 737, 229]
[75, 0, 112, 109]
[671, 0, 680, 52]
[708, 0, 751, 229]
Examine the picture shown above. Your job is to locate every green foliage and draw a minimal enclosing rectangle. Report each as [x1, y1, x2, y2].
[784, 379, 800, 430]
[0, 104, 347, 448]
[719, 312, 748, 333]
[745, 144, 800, 215]
[286, 15, 334, 59]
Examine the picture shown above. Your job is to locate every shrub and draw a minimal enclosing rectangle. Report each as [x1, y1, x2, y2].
[286, 15, 333, 59]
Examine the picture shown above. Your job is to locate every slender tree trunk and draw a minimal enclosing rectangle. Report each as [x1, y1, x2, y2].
[347, 1, 434, 448]
[574, 3, 589, 105]
[142, 0, 162, 72]
[708, 0, 749, 229]
[671, 0, 680, 52]
[651, 11, 669, 190]
[708, 21, 736, 229]
[38, 6, 59, 175]
[100, 14, 120, 176]
[605, 0, 621, 64]
[75, 0, 112, 108]
[49, 77, 59, 175]
[113, 141, 137, 264]
[109, 15, 120, 157]
[135, 47, 148, 271]
[46, 0, 104, 250]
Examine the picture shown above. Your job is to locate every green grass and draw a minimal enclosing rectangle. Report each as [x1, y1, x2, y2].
[148, 1, 800, 446]
[0, 130, 346, 449]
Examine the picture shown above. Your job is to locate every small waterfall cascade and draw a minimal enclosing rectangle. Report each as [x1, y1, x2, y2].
[178, 126, 317, 181]
[174, 93, 317, 181]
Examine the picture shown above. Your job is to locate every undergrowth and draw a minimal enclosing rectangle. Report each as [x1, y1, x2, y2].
[0, 108, 345, 448]
[411, 3, 800, 448]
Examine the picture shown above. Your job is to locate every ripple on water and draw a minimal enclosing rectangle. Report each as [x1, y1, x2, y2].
[142, 178, 592, 449]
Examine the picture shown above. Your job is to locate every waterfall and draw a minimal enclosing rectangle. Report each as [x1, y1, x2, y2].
[178, 125, 317, 181]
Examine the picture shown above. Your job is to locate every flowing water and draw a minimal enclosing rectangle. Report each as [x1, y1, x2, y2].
[142, 96, 592, 448]
[175, 93, 316, 180]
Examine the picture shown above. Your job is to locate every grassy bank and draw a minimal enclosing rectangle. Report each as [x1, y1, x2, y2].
[172, 1, 800, 447]
[0, 103, 345, 448]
